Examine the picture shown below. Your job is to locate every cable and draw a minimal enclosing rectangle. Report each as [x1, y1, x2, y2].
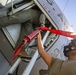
[63, 0, 70, 12]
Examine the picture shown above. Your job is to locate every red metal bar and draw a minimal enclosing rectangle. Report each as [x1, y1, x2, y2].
[10, 26, 76, 64]
[10, 27, 42, 65]
[40, 26, 76, 39]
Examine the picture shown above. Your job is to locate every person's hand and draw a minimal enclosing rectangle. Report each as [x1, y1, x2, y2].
[37, 32, 42, 40]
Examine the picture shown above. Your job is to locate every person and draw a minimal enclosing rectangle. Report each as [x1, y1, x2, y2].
[0, 8, 46, 28]
[37, 32, 76, 75]
[0, 8, 46, 57]
[0, 8, 46, 45]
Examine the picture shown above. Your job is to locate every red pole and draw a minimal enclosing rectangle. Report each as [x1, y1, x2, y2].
[10, 27, 42, 65]
[40, 26, 76, 39]
[10, 26, 76, 64]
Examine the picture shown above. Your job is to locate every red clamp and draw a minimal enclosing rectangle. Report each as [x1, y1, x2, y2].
[10, 27, 42, 65]
[10, 26, 76, 65]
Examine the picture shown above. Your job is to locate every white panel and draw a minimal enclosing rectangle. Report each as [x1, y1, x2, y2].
[0, 0, 14, 7]
[6, 24, 21, 44]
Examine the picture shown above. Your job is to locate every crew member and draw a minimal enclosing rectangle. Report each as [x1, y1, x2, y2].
[0, 8, 46, 48]
[37, 32, 76, 75]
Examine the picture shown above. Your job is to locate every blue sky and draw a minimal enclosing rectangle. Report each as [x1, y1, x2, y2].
[54, 0, 76, 32]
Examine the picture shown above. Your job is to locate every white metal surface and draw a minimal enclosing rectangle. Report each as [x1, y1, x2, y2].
[6, 58, 21, 75]
[2, 24, 21, 47]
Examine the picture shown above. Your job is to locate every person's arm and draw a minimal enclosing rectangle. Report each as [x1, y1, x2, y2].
[37, 32, 53, 67]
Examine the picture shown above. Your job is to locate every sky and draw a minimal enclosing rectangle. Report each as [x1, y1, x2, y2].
[54, 0, 76, 32]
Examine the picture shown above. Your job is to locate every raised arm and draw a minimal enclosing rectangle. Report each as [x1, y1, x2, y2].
[37, 32, 53, 67]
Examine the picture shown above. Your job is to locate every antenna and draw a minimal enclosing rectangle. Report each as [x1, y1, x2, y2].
[63, 0, 70, 12]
